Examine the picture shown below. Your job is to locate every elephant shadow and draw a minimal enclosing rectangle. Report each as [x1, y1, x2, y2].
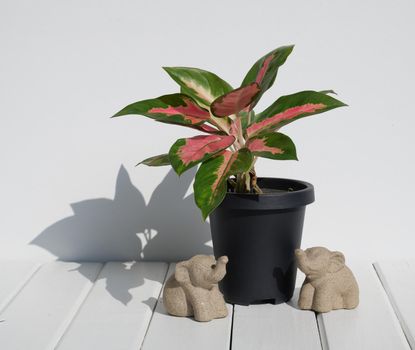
[31, 165, 212, 305]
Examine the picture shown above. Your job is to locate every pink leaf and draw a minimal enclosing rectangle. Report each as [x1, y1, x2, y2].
[245, 132, 297, 160]
[113, 93, 211, 126]
[255, 54, 274, 85]
[169, 134, 235, 175]
[247, 138, 283, 155]
[148, 96, 210, 124]
[247, 103, 326, 137]
[211, 83, 261, 117]
[179, 135, 235, 166]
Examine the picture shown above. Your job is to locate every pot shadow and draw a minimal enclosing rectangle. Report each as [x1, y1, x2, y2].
[273, 262, 297, 302]
[286, 287, 302, 310]
[31, 165, 212, 305]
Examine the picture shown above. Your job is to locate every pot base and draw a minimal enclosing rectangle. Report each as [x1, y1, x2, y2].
[225, 297, 290, 306]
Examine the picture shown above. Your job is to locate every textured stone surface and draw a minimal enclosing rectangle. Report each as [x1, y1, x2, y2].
[163, 255, 229, 322]
[296, 247, 359, 313]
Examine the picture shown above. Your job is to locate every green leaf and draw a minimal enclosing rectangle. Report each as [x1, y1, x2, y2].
[241, 45, 294, 108]
[319, 90, 337, 95]
[137, 154, 171, 166]
[239, 110, 255, 131]
[228, 148, 253, 173]
[112, 93, 210, 126]
[193, 149, 253, 220]
[247, 91, 347, 138]
[156, 120, 224, 134]
[246, 132, 297, 160]
[163, 67, 233, 108]
[169, 135, 235, 175]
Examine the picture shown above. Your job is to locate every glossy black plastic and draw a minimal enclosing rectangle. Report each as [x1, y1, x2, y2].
[209, 178, 314, 305]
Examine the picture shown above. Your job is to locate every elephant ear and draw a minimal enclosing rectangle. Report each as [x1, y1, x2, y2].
[175, 261, 190, 284]
[328, 251, 345, 273]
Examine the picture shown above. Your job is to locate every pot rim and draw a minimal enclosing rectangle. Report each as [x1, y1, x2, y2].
[226, 177, 313, 197]
[220, 177, 315, 210]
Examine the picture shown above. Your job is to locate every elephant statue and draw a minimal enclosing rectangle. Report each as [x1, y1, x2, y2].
[163, 255, 229, 322]
[295, 247, 359, 313]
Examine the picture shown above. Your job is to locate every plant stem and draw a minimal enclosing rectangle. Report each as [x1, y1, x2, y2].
[236, 118, 245, 148]
[208, 110, 230, 134]
[244, 172, 251, 192]
[247, 110, 253, 126]
[235, 174, 243, 192]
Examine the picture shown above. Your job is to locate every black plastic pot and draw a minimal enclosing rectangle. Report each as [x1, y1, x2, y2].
[209, 178, 314, 305]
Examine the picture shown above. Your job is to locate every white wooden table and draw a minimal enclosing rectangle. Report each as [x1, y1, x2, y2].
[0, 260, 413, 350]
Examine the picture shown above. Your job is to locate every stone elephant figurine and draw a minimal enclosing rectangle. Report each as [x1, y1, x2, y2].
[295, 247, 359, 313]
[163, 255, 229, 322]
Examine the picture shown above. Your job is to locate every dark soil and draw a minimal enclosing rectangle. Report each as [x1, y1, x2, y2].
[260, 187, 294, 193]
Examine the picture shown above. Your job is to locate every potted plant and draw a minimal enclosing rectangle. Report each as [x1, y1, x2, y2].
[112, 45, 346, 305]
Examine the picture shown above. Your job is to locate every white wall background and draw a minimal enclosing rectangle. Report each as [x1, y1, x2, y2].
[1, 0, 414, 262]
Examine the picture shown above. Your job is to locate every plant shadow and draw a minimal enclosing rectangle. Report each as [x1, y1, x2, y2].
[31, 165, 212, 305]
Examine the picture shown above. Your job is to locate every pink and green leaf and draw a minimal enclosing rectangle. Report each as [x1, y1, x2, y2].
[137, 154, 171, 167]
[169, 135, 235, 175]
[246, 132, 297, 160]
[193, 148, 253, 220]
[238, 110, 255, 132]
[229, 117, 242, 142]
[208, 114, 232, 135]
[193, 123, 224, 134]
[247, 90, 347, 138]
[163, 67, 233, 108]
[210, 83, 261, 117]
[241, 45, 294, 108]
[157, 120, 224, 135]
[319, 90, 337, 95]
[112, 93, 210, 126]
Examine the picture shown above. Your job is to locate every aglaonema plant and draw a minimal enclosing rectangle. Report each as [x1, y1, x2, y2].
[113, 45, 347, 220]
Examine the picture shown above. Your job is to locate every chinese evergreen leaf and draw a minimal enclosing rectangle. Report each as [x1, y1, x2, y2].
[163, 67, 233, 108]
[246, 132, 297, 160]
[247, 91, 347, 138]
[194, 148, 253, 220]
[156, 120, 224, 134]
[169, 135, 235, 175]
[137, 154, 171, 166]
[319, 90, 337, 95]
[239, 110, 255, 131]
[112, 93, 210, 126]
[241, 45, 294, 108]
[193, 123, 223, 133]
[210, 83, 261, 117]
[229, 117, 242, 143]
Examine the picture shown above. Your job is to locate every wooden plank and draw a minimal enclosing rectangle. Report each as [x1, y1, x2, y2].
[142, 263, 233, 350]
[232, 273, 321, 350]
[317, 263, 410, 350]
[0, 261, 103, 350]
[0, 260, 42, 313]
[56, 261, 168, 350]
[374, 260, 415, 348]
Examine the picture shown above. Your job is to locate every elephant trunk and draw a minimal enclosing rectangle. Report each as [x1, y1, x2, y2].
[295, 249, 309, 274]
[209, 256, 228, 283]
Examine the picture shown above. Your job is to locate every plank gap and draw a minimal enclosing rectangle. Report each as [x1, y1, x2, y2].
[55, 262, 168, 350]
[140, 262, 171, 350]
[317, 262, 410, 350]
[229, 304, 235, 350]
[0, 262, 104, 350]
[142, 263, 233, 350]
[0, 262, 43, 314]
[316, 313, 328, 350]
[53, 262, 106, 349]
[373, 262, 414, 349]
